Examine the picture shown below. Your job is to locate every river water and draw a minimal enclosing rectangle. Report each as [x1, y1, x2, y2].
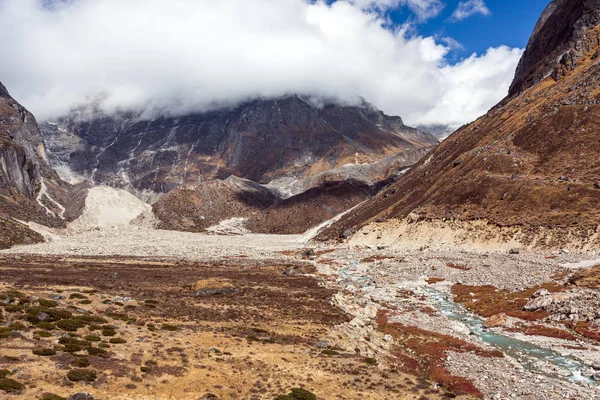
[423, 288, 595, 386]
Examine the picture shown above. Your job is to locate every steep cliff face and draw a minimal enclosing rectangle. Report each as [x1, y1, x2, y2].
[41, 96, 437, 197]
[318, 0, 600, 250]
[510, 0, 600, 96]
[0, 82, 84, 247]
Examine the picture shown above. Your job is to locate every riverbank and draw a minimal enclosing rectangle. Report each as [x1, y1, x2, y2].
[2, 228, 600, 398]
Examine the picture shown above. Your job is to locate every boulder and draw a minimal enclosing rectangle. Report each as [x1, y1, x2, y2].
[406, 211, 423, 224]
[523, 296, 553, 311]
[191, 279, 239, 297]
[68, 393, 94, 400]
[532, 289, 550, 298]
[509, 248, 521, 255]
[483, 313, 508, 328]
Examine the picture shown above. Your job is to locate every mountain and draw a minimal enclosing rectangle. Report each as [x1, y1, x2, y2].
[416, 124, 459, 141]
[0, 82, 83, 248]
[316, 0, 600, 252]
[40, 96, 437, 199]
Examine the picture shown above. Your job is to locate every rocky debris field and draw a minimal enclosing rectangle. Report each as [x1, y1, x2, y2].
[3, 229, 600, 399]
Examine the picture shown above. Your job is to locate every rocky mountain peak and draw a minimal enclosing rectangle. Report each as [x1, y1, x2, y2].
[509, 0, 600, 96]
[0, 81, 10, 98]
[41, 95, 437, 197]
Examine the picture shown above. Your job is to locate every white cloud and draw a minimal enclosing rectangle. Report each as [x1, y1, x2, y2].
[451, 0, 491, 21]
[0, 0, 519, 127]
[349, 0, 445, 21]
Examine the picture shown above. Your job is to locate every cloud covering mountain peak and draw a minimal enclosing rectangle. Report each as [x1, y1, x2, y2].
[0, 0, 521, 126]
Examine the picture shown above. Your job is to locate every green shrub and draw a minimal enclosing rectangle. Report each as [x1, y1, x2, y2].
[8, 322, 26, 331]
[107, 312, 129, 321]
[34, 330, 53, 338]
[87, 324, 102, 331]
[0, 328, 11, 338]
[84, 335, 101, 342]
[69, 293, 87, 300]
[56, 319, 85, 332]
[66, 369, 97, 382]
[40, 393, 67, 400]
[320, 350, 339, 356]
[71, 357, 90, 367]
[36, 322, 55, 331]
[161, 324, 178, 331]
[109, 338, 127, 344]
[97, 343, 110, 349]
[32, 348, 57, 357]
[363, 357, 377, 366]
[275, 388, 317, 400]
[140, 366, 152, 373]
[79, 300, 93, 305]
[102, 328, 117, 337]
[74, 315, 108, 324]
[3, 305, 24, 313]
[0, 377, 25, 393]
[87, 346, 108, 357]
[38, 299, 58, 307]
[289, 388, 317, 400]
[0, 369, 9, 378]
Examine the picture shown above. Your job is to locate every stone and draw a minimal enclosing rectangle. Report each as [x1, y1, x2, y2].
[199, 395, 218, 400]
[301, 249, 316, 260]
[532, 289, 549, 298]
[509, 248, 520, 255]
[594, 182, 600, 189]
[406, 211, 423, 224]
[38, 312, 51, 322]
[113, 296, 134, 303]
[342, 229, 356, 239]
[314, 341, 330, 348]
[523, 296, 553, 311]
[68, 393, 94, 400]
[191, 279, 239, 297]
[483, 313, 508, 328]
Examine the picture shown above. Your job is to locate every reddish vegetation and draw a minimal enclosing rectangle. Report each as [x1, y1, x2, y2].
[451, 283, 564, 321]
[446, 263, 471, 271]
[425, 277, 445, 284]
[361, 255, 396, 263]
[566, 322, 600, 342]
[507, 324, 578, 341]
[569, 265, 600, 289]
[376, 310, 502, 397]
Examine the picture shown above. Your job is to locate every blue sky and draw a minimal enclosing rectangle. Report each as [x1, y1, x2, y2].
[334, 0, 550, 61]
[415, 1, 548, 55]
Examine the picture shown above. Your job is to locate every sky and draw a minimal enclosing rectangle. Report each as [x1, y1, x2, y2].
[0, 0, 550, 126]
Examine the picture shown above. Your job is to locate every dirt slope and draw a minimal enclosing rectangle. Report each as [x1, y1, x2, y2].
[318, 0, 600, 250]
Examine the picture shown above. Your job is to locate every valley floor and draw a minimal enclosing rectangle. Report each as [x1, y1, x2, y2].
[1, 228, 600, 399]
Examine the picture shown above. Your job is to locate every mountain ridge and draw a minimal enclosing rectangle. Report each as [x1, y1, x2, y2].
[316, 0, 600, 251]
[40, 95, 437, 198]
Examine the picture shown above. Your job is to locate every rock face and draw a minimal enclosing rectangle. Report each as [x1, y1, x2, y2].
[153, 149, 414, 234]
[153, 176, 277, 232]
[40, 96, 437, 196]
[509, 0, 600, 97]
[317, 0, 600, 250]
[0, 82, 82, 248]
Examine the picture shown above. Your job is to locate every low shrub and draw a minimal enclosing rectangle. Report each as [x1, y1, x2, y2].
[0, 377, 25, 393]
[66, 369, 97, 382]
